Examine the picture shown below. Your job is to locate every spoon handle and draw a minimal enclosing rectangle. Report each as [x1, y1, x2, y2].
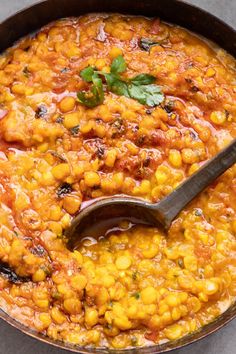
[154, 138, 236, 228]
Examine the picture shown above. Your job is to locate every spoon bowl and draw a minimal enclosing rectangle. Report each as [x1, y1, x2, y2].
[66, 139, 236, 250]
[66, 196, 163, 250]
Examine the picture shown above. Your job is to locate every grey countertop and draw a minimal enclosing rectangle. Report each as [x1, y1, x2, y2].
[0, 1, 235, 353]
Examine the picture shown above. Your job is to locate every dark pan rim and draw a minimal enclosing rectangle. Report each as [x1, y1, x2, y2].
[1, 302, 236, 354]
[0, 0, 235, 55]
[0, 0, 235, 353]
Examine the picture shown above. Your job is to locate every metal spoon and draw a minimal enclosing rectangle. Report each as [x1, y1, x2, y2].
[66, 139, 236, 250]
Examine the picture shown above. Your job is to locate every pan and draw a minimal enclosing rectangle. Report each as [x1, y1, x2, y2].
[0, 1, 235, 353]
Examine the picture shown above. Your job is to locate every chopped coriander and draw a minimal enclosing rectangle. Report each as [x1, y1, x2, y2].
[131, 336, 138, 346]
[110, 55, 127, 74]
[96, 146, 105, 158]
[55, 115, 64, 123]
[132, 271, 138, 280]
[23, 66, 30, 78]
[132, 291, 140, 299]
[57, 182, 73, 198]
[70, 124, 80, 135]
[139, 38, 160, 51]
[35, 105, 47, 119]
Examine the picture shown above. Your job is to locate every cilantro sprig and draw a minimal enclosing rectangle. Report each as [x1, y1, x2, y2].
[77, 73, 104, 108]
[77, 55, 164, 108]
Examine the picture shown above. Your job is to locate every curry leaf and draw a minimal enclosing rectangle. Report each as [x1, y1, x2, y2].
[110, 55, 127, 74]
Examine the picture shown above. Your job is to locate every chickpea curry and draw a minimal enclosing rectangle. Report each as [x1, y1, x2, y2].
[0, 14, 235, 349]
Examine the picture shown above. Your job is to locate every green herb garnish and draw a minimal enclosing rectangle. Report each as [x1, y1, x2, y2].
[131, 336, 138, 346]
[52, 291, 62, 300]
[77, 55, 164, 108]
[35, 105, 47, 119]
[80, 66, 96, 82]
[57, 182, 73, 198]
[139, 38, 161, 51]
[128, 82, 163, 107]
[132, 291, 140, 299]
[77, 74, 104, 108]
[70, 124, 80, 135]
[110, 54, 127, 74]
[23, 66, 30, 78]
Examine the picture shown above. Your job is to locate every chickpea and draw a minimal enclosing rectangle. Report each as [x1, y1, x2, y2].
[85, 308, 99, 327]
[109, 47, 123, 59]
[33, 268, 47, 282]
[51, 307, 66, 324]
[64, 298, 82, 315]
[141, 287, 158, 305]
[181, 148, 198, 164]
[115, 256, 132, 270]
[59, 96, 76, 113]
[165, 324, 183, 340]
[210, 111, 226, 125]
[169, 149, 182, 168]
[39, 313, 51, 329]
[84, 171, 101, 187]
[51, 163, 70, 180]
[63, 112, 81, 129]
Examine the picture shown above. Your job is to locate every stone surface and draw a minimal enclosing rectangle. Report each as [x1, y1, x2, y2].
[0, 1, 235, 354]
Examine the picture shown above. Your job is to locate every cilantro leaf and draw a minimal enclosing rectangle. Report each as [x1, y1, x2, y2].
[128, 83, 164, 107]
[110, 55, 127, 74]
[77, 55, 164, 108]
[77, 75, 104, 108]
[130, 74, 156, 85]
[103, 72, 130, 97]
[110, 79, 130, 97]
[80, 66, 95, 82]
[111, 80, 130, 97]
[103, 73, 118, 89]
